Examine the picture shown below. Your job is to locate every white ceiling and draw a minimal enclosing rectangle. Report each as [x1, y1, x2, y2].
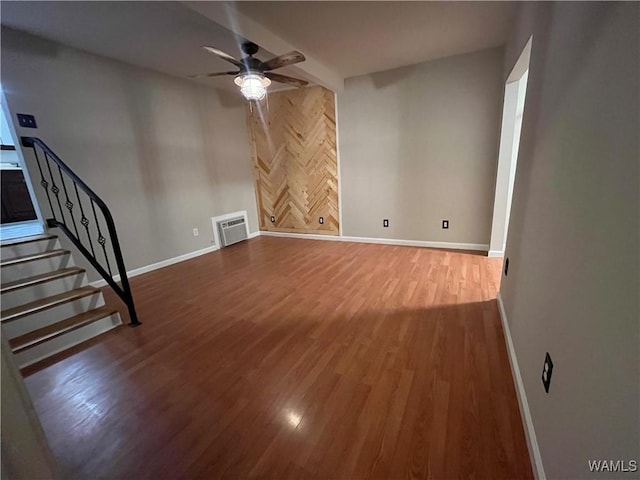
[0, 1, 301, 92]
[1, 1, 517, 92]
[235, 1, 517, 78]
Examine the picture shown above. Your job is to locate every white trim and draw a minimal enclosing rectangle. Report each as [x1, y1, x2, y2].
[89, 230, 260, 288]
[334, 92, 344, 237]
[259, 231, 488, 252]
[488, 250, 504, 258]
[211, 210, 250, 248]
[90, 245, 219, 288]
[496, 292, 546, 479]
[89, 230, 485, 288]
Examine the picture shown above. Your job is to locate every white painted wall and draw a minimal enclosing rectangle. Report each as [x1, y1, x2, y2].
[1, 98, 21, 165]
[500, 2, 639, 478]
[337, 47, 504, 245]
[1, 105, 15, 146]
[0, 96, 20, 165]
[1, 27, 259, 281]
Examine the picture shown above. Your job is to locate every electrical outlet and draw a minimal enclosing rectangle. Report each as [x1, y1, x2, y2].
[504, 257, 509, 276]
[383, 219, 389, 228]
[442, 220, 449, 229]
[17, 113, 37, 128]
[270, 215, 275, 223]
[319, 216, 324, 224]
[542, 352, 553, 393]
[193, 228, 199, 237]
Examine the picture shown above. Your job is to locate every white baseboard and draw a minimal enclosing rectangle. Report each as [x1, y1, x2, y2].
[496, 292, 546, 479]
[89, 229, 484, 288]
[259, 231, 488, 252]
[488, 250, 505, 258]
[90, 245, 219, 288]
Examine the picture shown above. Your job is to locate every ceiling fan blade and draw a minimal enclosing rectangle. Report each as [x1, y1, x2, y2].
[187, 71, 238, 79]
[202, 46, 243, 68]
[262, 51, 306, 71]
[264, 72, 309, 88]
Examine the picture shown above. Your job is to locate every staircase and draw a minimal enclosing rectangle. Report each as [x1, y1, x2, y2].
[1, 234, 122, 369]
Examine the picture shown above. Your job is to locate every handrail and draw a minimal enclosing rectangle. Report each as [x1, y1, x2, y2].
[21, 136, 140, 326]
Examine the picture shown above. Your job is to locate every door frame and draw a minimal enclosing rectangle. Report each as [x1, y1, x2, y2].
[488, 37, 532, 257]
[1, 88, 46, 230]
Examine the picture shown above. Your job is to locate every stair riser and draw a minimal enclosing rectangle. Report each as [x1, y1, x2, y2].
[1, 254, 74, 284]
[3, 293, 104, 339]
[0, 238, 60, 262]
[1, 273, 88, 310]
[14, 313, 122, 368]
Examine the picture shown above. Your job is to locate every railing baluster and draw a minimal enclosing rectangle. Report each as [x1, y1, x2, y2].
[43, 151, 65, 226]
[31, 146, 56, 219]
[58, 165, 80, 239]
[74, 183, 96, 259]
[21, 136, 140, 326]
[90, 198, 112, 276]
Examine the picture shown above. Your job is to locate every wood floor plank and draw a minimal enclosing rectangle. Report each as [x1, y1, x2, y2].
[22, 236, 532, 479]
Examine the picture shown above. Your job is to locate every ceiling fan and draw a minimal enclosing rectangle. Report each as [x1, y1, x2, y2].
[189, 41, 309, 101]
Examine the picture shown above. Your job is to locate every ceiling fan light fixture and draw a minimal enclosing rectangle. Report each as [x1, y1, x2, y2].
[234, 73, 271, 101]
[196, 44, 307, 96]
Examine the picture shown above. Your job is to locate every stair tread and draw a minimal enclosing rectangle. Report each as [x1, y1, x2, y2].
[0, 249, 69, 267]
[9, 306, 118, 353]
[0, 233, 56, 248]
[1, 286, 100, 322]
[1, 267, 85, 294]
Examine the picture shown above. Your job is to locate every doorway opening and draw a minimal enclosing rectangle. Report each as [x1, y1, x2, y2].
[489, 37, 532, 258]
[1, 90, 44, 240]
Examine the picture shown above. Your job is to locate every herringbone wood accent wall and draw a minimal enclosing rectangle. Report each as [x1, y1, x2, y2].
[247, 86, 339, 235]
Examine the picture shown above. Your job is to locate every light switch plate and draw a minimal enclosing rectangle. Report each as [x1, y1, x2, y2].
[17, 113, 37, 129]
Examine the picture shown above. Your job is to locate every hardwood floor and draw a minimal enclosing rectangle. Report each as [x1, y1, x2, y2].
[22, 237, 532, 479]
